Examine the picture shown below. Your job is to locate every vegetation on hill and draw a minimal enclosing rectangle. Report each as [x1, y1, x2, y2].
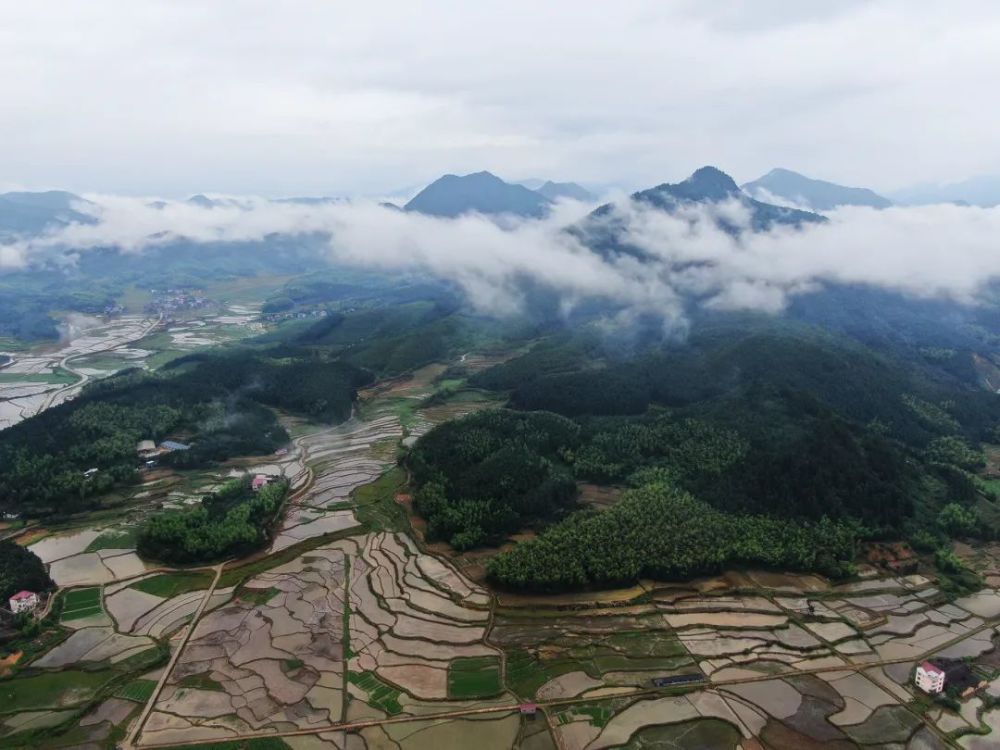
[487, 483, 861, 591]
[136, 476, 289, 564]
[0, 539, 52, 601]
[0, 349, 370, 517]
[408, 410, 580, 549]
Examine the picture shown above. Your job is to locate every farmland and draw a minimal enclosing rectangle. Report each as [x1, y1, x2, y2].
[4, 349, 1000, 750]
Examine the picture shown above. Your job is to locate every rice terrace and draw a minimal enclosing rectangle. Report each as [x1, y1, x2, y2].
[5, 7, 1000, 746]
[3, 344, 1000, 750]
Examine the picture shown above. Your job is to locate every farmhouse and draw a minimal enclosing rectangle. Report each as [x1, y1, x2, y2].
[136, 439, 157, 457]
[915, 658, 988, 698]
[914, 661, 945, 694]
[8, 590, 39, 614]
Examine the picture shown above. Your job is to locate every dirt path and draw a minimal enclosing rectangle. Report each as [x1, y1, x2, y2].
[134, 616, 997, 748]
[39, 313, 162, 412]
[123, 561, 225, 750]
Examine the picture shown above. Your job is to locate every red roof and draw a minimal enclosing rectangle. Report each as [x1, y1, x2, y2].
[9, 590, 36, 601]
[920, 661, 944, 676]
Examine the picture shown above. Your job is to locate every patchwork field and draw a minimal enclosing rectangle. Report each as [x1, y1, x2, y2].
[8, 353, 1000, 750]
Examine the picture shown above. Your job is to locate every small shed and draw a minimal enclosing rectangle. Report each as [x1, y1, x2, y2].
[160, 440, 191, 452]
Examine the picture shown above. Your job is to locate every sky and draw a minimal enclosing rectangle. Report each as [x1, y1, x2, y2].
[1, 1, 999, 197]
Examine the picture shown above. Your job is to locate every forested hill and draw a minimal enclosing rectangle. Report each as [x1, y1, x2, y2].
[404, 316, 1000, 591]
[0, 348, 371, 517]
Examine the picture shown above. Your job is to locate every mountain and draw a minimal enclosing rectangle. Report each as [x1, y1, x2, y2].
[572, 167, 824, 267]
[890, 175, 1000, 207]
[613, 166, 823, 229]
[0, 190, 95, 236]
[404, 171, 552, 218]
[186, 194, 217, 209]
[535, 181, 594, 202]
[742, 168, 891, 211]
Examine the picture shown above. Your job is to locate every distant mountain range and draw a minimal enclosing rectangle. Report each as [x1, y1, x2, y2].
[889, 175, 1000, 207]
[0, 190, 95, 236]
[536, 181, 593, 202]
[742, 168, 891, 211]
[575, 166, 824, 262]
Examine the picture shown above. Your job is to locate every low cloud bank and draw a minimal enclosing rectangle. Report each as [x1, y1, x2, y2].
[3, 194, 1000, 326]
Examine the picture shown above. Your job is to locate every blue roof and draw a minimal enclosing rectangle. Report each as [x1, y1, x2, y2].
[161, 440, 190, 450]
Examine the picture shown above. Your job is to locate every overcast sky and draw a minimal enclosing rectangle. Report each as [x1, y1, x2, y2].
[2, 1, 998, 197]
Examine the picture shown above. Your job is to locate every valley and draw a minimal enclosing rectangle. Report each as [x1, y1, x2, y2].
[3, 346, 1000, 750]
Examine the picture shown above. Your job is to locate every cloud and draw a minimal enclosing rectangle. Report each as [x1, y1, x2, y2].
[5, 195, 1000, 332]
[1, 2, 1000, 195]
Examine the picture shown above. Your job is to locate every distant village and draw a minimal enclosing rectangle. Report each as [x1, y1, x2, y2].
[142, 289, 219, 318]
[260, 307, 331, 323]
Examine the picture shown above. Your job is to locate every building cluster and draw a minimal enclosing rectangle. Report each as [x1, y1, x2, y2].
[252, 474, 278, 492]
[915, 659, 989, 699]
[137, 439, 191, 467]
[143, 290, 217, 317]
[260, 308, 330, 323]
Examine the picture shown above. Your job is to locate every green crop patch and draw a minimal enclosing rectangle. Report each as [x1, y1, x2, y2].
[85, 526, 140, 552]
[60, 587, 103, 621]
[0, 669, 117, 712]
[130, 571, 214, 598]
[115, 678, 158, 703]
[238, 586, 279, 605]
[347, 671, 403, 715]
[177, 672, 226, 692]
[447, 656, 503, 698]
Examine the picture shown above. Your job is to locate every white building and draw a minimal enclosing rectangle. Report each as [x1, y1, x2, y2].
[8, 590, 39, 614]
[915, 661, 945, 694]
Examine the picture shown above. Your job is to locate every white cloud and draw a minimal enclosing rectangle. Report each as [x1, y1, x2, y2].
[0, 2, 999, 195]
[5, 194, 1000, 332]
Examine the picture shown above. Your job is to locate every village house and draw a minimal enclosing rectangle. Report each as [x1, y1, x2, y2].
[8, 590, 39, 614]
[915, 658, 988, 698]
[136, 439, 158, 458]
[915, 661, 945, 694]
[252, 474, 270, 492]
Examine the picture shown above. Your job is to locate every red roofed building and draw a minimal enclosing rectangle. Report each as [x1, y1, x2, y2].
[252, 474, 269, 492]
[915, 661, 945, 694]
[8, 590, 39, 614]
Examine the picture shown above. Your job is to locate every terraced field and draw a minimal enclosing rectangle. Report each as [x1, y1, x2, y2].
[7, 356, 1000, 749]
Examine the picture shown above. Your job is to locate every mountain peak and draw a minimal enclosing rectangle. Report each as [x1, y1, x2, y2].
[404, 171, 551, 218]
[742, 169, 891, 211]
[536, 180, 594, 202]
[682, 166, 741, 199]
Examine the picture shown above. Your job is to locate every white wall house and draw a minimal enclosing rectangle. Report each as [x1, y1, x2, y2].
[915, 661, 945, 694]
[8, 590, 39, 614]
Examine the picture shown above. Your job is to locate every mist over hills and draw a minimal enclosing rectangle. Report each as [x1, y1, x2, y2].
[890, 175, 1000, 208]
[742, 168, 892, 211]
[536, 181, 593, 202]
[0, 190, 95, 237]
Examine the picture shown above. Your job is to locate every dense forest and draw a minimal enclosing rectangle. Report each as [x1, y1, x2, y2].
[407, 316, 1000, 590]
[137, 476, 288, 563]
[486, 483, 862, 591]
[0, 540, 53, 601]
[409, 411, 580, 549]
[0, 348, 370, 516]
